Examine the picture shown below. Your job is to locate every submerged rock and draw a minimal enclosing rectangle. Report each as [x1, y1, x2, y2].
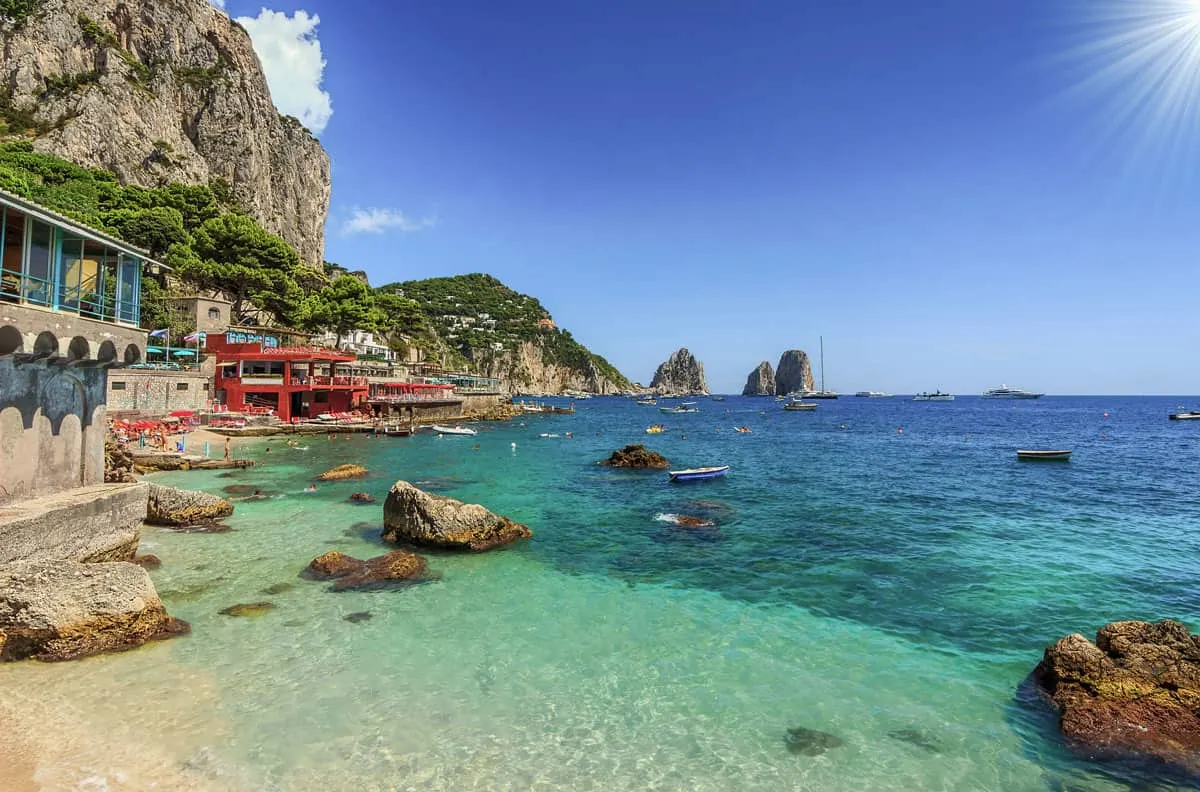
[146, 484, 234, 527]
[382, 481, 532, 552]
[0, 560, 189, 662]
[348, 492, 376, 504]
[132, 554, 162, 569]
[318, 464, 368, 481]
[221, 484, 259, 496]
[261, 582, 294, 596]
[602, 444, 669, 469]
[742, 360, 776, 396]
[886, 728, 941, 754]
[672, 515, 715, 529]
[1033, 619, 1200, 775]
[219, 602, 274, 617]
[784, 726, 845, 756]
[305, 550, 427, 591]
[344, 611, 372, 624]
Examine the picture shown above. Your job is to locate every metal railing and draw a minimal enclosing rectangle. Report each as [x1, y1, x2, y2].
[0, 271, 139, 325]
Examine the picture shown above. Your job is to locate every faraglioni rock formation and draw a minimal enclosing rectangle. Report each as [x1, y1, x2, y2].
[1033, 619, 1200, 776]
[382, 481, 532, 551]
[650, 348, 709, 395]
[1, 0, 331, 267]
[145, 484, 233, 527]
[742, 361, 776, 396]
[0, 560, 189, 662]
[775, 350, 815, 396]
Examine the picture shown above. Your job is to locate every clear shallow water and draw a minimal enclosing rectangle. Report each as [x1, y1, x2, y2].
[3, 395, 1199, 790]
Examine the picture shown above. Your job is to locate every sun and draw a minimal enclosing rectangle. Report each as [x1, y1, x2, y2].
[1061, 0, 1200, 175]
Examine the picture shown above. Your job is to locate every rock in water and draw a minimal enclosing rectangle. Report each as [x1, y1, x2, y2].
[104, 438, 136, 483]
[318, 465, 368, 481]
[146, 484, 233, 527]
[784, 726, 845, 756]
[0, 0, 331, 268]
[305, 550, 427, 591]
[649, 348, 709, 395]
[775, 350, 815, 396]
[348, 492, 376, 504]
[382, 481, 532, 551]
[602, 444, 670, 469]
[0, 561, 189, 662]
[1033, 619, 1200, 775]
[219, 602, 274, 617]
[308, 551, 366, 579]
[742, 361, 776, 396]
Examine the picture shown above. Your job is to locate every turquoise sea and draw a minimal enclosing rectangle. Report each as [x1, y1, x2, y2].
[4, 395, 1200, 791]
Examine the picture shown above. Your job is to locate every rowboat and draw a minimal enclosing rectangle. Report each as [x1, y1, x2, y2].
[1016, 449, 1072, 461]
[431, 424, 478, 436]
[783, 401, 817, 411]
[668, 465, 730, 482]
[1169, 411, 1200, 421]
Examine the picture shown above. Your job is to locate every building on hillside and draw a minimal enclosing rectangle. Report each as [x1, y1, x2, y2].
[171, 295, 234, 336]
[205, 332, 369, 422]
[0, 187, 159, 503]
[537, 318, 556, 330]
[315, 329, 397, 361]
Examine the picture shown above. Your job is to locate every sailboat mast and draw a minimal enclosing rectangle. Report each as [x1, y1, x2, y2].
[819, 336, 825, 393]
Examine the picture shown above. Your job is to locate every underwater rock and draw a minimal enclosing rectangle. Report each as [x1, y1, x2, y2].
[261, 582, 294, 596]
[132, 554, 162, 569]
[344, 611, 372, 624]
[219, 602, 274, 617]
[886, 728, 941, 754]
[784, 726, 845, 756]
[348, 492, 376, 504]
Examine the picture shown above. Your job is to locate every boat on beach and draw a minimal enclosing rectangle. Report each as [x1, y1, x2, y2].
[1016, 449, 1072, 461]
[982, 385, 1043, 399]
[913, 391, 954, 401]
[431, 424, 478, 436]
[1168, 411, 1200, 421]
[668, 465, 730, 482]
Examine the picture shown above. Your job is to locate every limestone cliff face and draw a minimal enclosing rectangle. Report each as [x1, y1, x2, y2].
[1, 0, 331, 266]
[775, 350, 814, 395]
[650, 348, 708, 395]
[472, 340, 627, 395]
[742, 361, 776, 396]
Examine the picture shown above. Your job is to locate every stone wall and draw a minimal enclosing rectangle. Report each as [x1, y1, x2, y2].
[0, 482, 146, 564]
[1, 302, 146, 366]
[107, 370, 211, 413]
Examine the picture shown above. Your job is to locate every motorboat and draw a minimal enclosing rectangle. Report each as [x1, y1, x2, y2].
[711, 395, 727, 401]
[668, 465, 730, 482]
[982, 385, 1043, 399]
[659, 402, 700, 414]
[854, 391, 891, 397]
[783, 400, 817, 411]
[1016, 449, 1072, 461]
[431, 424, 478, 436]
[635, 397, 657, 406]
[913, 391, 954, 401]
[1168, 411, 1200, 421]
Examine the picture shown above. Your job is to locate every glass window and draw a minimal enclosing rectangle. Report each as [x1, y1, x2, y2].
[25, 220, 53, 305]
[176, 382, 189, 391]
[0, 209, 18, 300]
[58, 234, 86, 312]
[111, 381, 127, 390]
[117, 255, 140, 324]
[208, 307, 221, 320]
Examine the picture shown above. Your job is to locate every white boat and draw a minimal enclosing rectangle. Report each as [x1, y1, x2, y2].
[982, 385, 1043, 399]
[806, 336, 839, 399]
[913, 391, 954, 401]
[635, 397, 657, 406]
[783, 401, 818, 411]
[1169, 411, 1200, 421]
[659, 402, 700, 414]
[431, 424, 478, 436]
[855, 391, 892, 398]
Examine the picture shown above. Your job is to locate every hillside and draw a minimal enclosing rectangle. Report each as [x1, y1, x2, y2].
[379, 274, 631, 394]
[0, 0, 330, 266]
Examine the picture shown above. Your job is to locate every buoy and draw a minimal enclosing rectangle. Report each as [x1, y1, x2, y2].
[1103, 412, 1110, 418]
[897, 427, 904, 434]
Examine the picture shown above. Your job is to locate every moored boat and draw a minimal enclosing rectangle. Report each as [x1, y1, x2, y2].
[660, 402, 700, 414]
[982, 385, 1043, 399]
[431, 424, 478, 436]
[913, 391, 954, 401]
[1016, 449, 1072, 461]
[854, 391, 891, 398]
[635, 397, 657, 406]
[1168, 411, 1200, 421]
[711, 395, 727, 402]
[783, 400, 817, 411]
[668, 465, 730, 482]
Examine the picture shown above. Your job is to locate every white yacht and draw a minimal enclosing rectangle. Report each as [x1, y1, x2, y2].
[854, 391, 891, 398]
[981, 385, 1043, 399]
[913, 391, 954, 401]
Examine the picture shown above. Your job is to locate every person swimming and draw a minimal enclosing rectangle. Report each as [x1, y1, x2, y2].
[304, 484, 317, 493]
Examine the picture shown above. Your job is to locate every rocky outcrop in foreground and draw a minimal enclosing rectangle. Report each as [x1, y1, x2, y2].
[104, 439, 136, 483]
[602, 444, 669, 469]
[306, 550, 427, 591]
[1033, 619, 1200, 775]
[0, 561, 188, 662]
[146, 484, 233, 527]
[742, 361, 776, 396]
[3, 0, 331, 267]
[775, 350, 815, 396]
[650, 348, 709, 395]
[383, 481, 532, 551]
[318, 465, 368, 481]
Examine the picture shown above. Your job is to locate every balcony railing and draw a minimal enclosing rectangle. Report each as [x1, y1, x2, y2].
[289, 376, 368, 387]
[1, 271, 139, 325]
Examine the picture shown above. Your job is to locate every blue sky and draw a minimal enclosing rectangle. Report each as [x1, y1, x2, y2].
[220, 0, 1200, 394]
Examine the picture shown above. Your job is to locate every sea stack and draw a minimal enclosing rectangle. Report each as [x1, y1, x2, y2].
[650, 348, 709, 395]
[775, 350, 814, 396]
[742, 361, 776, 396]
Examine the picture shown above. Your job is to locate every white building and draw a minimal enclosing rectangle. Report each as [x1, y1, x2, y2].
[316, 329, 396, 361]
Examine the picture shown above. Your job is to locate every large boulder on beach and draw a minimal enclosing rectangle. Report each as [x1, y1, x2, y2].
[318, 464, 368, 481]
[742, 361, 776, 396]
[305, 550, 427, 591]
[383, 480, 532, 551]
[1033, 619, 1200, 774]
[145, 483, 233, 527]
[602, 444, 669, 469]
[0, 561, 189, 662]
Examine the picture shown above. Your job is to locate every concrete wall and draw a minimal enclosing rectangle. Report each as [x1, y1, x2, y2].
[0, 482, 146, 564]
[0, 302, 146, 366]
[107, 370, 211, 413]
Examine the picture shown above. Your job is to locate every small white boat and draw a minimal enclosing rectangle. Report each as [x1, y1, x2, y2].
[668, 465, 730, 482]
[913, 391, 954, 401]
[854, 391, 892, 398]
[783, 400, 817, 411]
[660, 402, 700, 414]
[635, 397, 657, 406]
[1169, 411, 1200, 421]
[431, 424, 478, 436]
[1016, 449, 1072, 461]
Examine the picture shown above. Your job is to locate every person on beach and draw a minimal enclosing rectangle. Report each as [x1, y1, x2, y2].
[224, 436, 231, 461]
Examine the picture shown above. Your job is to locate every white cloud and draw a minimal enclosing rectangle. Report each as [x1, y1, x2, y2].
[209, 0, 225, 8]
[342, 208, 437, 236]
[236, 9, 333, 134]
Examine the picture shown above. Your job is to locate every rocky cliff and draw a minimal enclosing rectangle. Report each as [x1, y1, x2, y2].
[0, 0, 331, 267]
[742, 361, 776, 396]
[473, 339, 628, 395]
[650, 348, 708, 395]
[775, 350, 814, 395]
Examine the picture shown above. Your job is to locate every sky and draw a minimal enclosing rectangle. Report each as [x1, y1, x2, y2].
[216, 0, 1200, 395]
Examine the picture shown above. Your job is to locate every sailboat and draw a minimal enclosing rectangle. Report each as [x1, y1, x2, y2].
[803, 336, 839, 399]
